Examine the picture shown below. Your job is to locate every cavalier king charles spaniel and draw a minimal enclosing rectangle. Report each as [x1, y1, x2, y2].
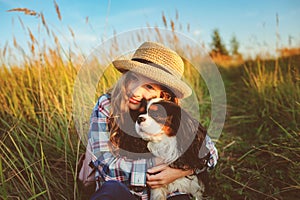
[135, 98, 210, 200]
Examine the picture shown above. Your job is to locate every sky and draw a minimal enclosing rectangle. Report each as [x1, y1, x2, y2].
[1, 0, 300, 60]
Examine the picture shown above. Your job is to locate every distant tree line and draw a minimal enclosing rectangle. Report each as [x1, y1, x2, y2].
[210, 28, 240, 57]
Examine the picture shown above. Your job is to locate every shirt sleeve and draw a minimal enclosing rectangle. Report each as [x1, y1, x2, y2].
[88, 94, 150, 187]
[205, 135, 219, 169]
[88, 94, 111, 158]
[94, 152, 147, 187]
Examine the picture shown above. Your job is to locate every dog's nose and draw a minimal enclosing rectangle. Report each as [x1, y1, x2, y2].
[137, 116, 146, 124]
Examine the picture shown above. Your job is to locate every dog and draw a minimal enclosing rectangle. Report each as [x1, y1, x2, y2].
[135, 98, 210, 200]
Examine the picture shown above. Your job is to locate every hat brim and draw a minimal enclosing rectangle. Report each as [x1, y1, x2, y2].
[112, 60, 192, 98]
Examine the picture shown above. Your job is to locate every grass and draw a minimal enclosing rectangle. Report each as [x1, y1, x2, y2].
[0, 58, 79, 199]
[210, 56, 300, 200]
[1, 6, 300, 200]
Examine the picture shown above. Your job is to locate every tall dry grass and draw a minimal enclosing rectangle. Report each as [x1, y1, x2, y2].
[213, 55, 300, 200]
[243, 57, 299, 133]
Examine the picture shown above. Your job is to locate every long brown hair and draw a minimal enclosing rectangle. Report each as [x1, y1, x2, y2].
[108, 71, 179, 158]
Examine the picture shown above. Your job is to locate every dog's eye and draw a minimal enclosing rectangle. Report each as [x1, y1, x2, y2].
[149, 110, 159, 118]
[149, 105, 168, 123]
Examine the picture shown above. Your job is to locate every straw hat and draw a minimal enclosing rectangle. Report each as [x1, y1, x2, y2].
[112, 42, 192, 98]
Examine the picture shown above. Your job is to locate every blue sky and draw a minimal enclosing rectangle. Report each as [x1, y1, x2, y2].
[1, 0, 300, 59]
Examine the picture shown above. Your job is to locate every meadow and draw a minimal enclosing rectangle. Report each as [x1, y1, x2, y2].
[0, 9, 299, 200]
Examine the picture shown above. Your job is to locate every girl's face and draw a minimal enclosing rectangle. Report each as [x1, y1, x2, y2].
[126, 73, 162, 111]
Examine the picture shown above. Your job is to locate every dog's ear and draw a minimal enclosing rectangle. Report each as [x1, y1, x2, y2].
[174, 108, 208, 169]
[175, 109, 198, 154]
[151, 101, 181, 134]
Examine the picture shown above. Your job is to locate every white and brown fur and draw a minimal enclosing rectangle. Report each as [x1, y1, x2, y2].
[135, 98, 209, 200]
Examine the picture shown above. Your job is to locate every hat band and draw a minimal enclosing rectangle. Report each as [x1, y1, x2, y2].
[131, 58, 172, 75]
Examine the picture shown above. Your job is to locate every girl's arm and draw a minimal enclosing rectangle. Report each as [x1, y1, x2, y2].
[87, 94, 155, 188]
[147, 164, 193, 188]
[146, 135, 218, 188]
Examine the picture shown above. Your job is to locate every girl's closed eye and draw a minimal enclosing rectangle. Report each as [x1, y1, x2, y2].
[145, 84, 154, 90]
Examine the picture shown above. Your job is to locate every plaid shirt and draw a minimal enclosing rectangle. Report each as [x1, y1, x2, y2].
[88, 94, 218, 199]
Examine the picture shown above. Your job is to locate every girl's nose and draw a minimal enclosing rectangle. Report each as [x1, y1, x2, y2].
[132, 86, 145, 98]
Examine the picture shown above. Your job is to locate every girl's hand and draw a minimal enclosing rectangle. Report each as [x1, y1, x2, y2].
[146, 164, 193, 189]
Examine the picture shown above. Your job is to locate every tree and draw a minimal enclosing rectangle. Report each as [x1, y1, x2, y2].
[210, 29, 228, 56]
[230, 35, 240, 55]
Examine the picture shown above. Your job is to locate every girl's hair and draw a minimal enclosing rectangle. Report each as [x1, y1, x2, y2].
[109, 71, 178, 157]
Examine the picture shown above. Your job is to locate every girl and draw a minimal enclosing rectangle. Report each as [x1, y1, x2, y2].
[79, 42, 218, 200]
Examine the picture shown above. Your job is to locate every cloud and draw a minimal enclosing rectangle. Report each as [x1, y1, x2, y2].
[76, 33, 98, 42]
[193, 29, 203, 36]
